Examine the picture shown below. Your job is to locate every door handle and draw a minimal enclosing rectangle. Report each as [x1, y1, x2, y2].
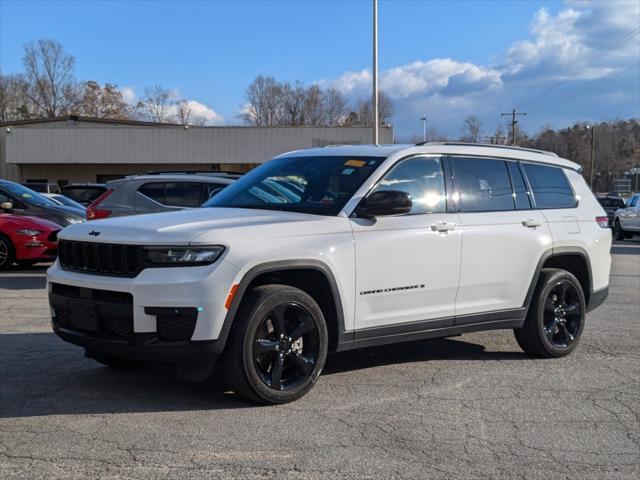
[522, 219, 542, 228]
[431, 221, 456, 232]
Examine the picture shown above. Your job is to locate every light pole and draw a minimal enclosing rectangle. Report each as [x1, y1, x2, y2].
[420, 116, 427, 142]
[372, 0, 379, 145]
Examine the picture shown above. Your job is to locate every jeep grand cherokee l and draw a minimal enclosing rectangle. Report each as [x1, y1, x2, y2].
[47, 143, 611, 404]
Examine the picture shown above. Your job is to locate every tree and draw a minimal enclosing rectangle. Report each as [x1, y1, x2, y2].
[350, 91, 394, 126]
[76, 81, 130, 119]
[0, 73, 33, 121]
[323, 87, 348, 126]
[462, 115, 482, 143]
[22, 39, 78, 117]
[240, 76, 284, 126]
[137, 85, 176, 123]
[304, 85, 324, 126]
[174, 99, 207, 126]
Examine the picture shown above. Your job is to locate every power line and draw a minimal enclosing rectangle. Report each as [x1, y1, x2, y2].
[527, 61, 640, 113]
[501, 108, 527, 146]
[516, 26, 640, 109]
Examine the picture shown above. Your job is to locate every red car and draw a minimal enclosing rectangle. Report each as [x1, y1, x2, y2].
[0, 214, 60, 270]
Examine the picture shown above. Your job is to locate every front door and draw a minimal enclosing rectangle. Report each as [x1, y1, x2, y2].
[351, 155, 461, 331]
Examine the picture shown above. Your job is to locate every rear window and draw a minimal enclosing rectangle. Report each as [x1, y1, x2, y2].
[521, 163, 577, 209]
[62, 186, 106, 204]
[139, 182, 212, 207]
[598, 198, 625, 208]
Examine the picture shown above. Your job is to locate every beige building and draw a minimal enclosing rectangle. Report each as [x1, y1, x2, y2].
[0, 116, 394, 185]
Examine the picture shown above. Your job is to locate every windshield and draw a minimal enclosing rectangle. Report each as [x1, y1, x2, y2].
[2, 182, 58, 207]
[203, 156, 385, 215]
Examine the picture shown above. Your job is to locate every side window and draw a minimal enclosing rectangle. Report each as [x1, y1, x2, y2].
[452, 157, 514, 212]
[204, 183, 228, 200]
[164, 182, 205, 207]
[521, 163, 577, 209]
[372, 156, 446, 214]
[506, 162, 532, 209]
[138, 183, 166, 204]
[629, 195, 638, 207]
[0, 191, 10, 203]
[0, 190, 25, 209]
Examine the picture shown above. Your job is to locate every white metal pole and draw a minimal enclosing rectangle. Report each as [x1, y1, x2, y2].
[373, 0, 379, 145]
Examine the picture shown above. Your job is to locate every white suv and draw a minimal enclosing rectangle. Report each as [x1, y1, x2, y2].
[48, 143, 612, 404]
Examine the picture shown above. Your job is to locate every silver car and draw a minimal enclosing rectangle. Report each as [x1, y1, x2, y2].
[87, 173, 236, 220]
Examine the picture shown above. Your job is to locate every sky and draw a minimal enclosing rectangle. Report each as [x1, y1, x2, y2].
[0, 0, 638, 139]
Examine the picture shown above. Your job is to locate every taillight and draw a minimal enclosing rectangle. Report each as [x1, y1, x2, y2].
[87, 189, 113, 220]
[595, 216, 609, 228]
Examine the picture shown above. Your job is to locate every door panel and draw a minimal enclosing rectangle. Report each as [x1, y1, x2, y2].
[351, 155, 461, 330]
[352, 213, 462, 329]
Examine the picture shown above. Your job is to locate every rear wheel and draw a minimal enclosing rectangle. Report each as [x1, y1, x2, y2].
[221, 285, 328, 404]
[514, 269, 585, 358]
[0, 234, 15, 271]
[613, 220, 626, 241]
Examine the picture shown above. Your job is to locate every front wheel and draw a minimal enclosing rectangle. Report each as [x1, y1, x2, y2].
[0, 234, 15, 271]
[514, 269, 586, 358]
[221, 285, 328, 404]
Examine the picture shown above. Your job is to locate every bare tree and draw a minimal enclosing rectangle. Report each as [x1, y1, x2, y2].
[76, 81, 130, 119]
[462, 115, 482, 143]
[304, 85, 324, 126]
[174, 99, 207, 126]
[0, 73, 34, 121]
[281, 81, 307, 126]
[137, 85, 176, 123]
[22, 39, 78, 117]
[351, 91, 394, 126]
[240, 76, 283, 126]
[323, 87, 347, 126]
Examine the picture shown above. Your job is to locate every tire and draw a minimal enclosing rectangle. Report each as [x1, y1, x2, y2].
[221, 285, 328, 404]
[0, 234, 16, 271]
[613, 220, 626, 241]
[514, 268, 586, 358]
[88, 351, 147, 370]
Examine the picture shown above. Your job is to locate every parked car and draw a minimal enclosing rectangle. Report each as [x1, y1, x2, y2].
[0, 180, 85, 227]
[0, 213, 60, 269]
[43, 193, 87, 211]
[48, 143, 612, 404]
[613, 193, 640, 240]
[22, 182, 61, 194]
[86, 174, 235, 220]
[596, 195, 626, 227]
[61, 184, 107, 206]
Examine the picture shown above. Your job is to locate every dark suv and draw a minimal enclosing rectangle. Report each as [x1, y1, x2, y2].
[596, 196, 626, 227]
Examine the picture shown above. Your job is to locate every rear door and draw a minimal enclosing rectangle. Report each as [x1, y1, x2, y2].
[449, 156, 551, 320]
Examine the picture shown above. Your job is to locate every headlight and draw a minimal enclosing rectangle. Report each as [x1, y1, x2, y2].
[65, 217, 84, 224]
[144, 246, 225, 266]
[16, 229, 43, 236]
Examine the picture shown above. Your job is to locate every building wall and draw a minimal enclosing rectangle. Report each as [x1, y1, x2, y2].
[1, 124, 393, 183]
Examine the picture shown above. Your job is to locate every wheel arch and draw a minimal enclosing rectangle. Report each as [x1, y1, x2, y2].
[524, 247, 593, 310]
[221, 260, 347, 352]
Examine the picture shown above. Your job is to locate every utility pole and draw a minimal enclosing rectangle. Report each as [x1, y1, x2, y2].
[420, 115, 427, 142]
[501, 108, 527, 146]
[372, 0, 379, 145]
[589, 125, 596, 190]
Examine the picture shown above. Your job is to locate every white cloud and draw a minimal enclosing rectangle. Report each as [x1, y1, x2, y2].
[120, 86, 136, 104]
[323, 0, 639, 137]
[182, 99, 224, 125]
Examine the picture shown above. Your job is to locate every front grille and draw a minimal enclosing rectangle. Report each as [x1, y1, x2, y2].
[58, 240, 143, 277]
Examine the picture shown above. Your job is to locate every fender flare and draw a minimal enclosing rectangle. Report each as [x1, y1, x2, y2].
[216, 259, 349, 351]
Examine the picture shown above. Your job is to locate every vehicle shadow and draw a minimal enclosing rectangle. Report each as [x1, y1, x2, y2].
[0, 331, 525, 418]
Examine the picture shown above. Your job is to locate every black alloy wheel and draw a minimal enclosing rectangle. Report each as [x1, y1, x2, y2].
[222, 284, 328, 404]
[252, 302, 320, 392]
[542, 281, 582, 348]
[0, 235, 15, 271]
[514, 268, 586, 358]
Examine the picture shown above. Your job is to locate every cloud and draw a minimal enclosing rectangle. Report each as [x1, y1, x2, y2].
[322, 0, 639, 137]
[182, 99, 224, 125]
[120, 86, 136, 104]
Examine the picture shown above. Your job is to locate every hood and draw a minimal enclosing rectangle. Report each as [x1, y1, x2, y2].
[0, 213, 62, 231]
[43, 203, 85, 218]
[59, 207, 347, 245]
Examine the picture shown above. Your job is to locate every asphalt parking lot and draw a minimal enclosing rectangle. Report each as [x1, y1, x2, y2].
[1, 241, 638, 479]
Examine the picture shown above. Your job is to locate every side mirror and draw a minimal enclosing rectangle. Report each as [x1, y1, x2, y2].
[358, 190, 412, 218]
[0, 201, 13, 212]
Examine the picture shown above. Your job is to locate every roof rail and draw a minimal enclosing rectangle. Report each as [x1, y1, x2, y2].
[414, 141, 559, 157]
[143, 170, 245, 176]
